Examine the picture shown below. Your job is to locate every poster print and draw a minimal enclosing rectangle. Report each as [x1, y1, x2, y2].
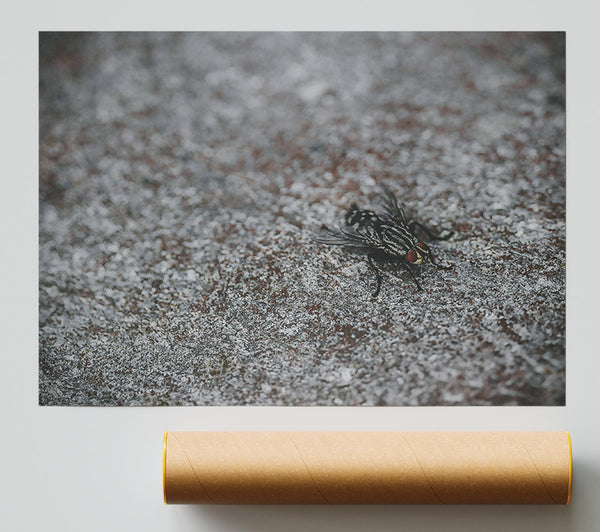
[39, 32, 565, 405]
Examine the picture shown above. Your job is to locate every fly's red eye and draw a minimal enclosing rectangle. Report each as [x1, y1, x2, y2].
[407, 250, 417, 263]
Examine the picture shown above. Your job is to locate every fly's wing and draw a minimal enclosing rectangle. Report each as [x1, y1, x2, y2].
[377, 185, 407, 226]
[313, 225, 382, 255]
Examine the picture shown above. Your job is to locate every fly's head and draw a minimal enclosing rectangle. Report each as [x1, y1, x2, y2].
[406, 242, 430, 265]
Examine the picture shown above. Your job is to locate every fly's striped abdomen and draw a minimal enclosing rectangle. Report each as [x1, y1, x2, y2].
[345, 204, 382, 231]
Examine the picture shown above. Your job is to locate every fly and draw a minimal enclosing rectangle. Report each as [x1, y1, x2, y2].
[314, 186, 454, 298]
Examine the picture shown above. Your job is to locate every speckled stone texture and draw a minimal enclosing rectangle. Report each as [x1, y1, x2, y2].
[39, 32, 565, 406]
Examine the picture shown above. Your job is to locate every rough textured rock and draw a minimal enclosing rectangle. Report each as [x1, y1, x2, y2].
[39, 32, 565, 405]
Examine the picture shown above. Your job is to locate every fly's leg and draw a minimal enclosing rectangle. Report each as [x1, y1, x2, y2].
[408, 220, 453, 241]
[367, 254, 384, 299]
[428, 247, 454, 271]
[398, 261, 423, 291]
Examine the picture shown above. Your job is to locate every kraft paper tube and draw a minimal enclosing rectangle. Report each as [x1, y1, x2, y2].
[163, 431, 572, 505]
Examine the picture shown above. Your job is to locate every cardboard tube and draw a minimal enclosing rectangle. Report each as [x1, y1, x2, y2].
[163, 431, 572, 505]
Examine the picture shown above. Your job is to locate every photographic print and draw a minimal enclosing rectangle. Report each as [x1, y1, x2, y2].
[39, 32, 565, 405]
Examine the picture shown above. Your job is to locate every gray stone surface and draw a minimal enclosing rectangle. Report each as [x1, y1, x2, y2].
[39, 32, 565, 405]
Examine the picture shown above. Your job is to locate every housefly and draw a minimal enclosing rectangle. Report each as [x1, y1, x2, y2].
[314, 186, 454, 297]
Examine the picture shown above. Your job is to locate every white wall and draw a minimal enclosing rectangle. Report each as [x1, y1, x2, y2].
[2, 2, 599, 531]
